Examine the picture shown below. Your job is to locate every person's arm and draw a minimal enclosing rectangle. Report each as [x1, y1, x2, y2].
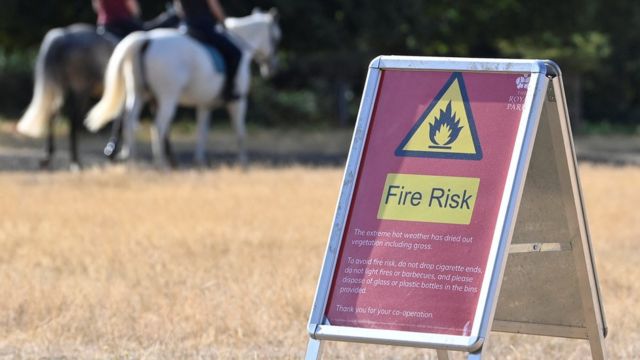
[92, 0, 100, 13]
[207, 0, 226, 24]
[173, 0, 183, 17]
[126, 0, 141, 18]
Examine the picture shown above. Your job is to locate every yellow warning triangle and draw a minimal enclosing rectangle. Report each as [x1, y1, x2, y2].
[396, 73, 482, 160]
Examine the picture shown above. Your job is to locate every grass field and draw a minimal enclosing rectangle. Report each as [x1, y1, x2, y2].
[0, 164, 638, 359]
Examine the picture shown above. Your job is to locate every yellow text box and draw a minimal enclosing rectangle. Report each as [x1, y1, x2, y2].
[377, 173, 480, 225]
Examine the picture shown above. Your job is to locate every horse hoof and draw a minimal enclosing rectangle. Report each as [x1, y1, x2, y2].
[116, 148, 131, 161]
[39, 158, 52, 169]
[238, 154, 249, 170]
[69, 162, 82, 172]
[154, 159, 171, 170]
[194, 157, 209, 169]
[104, 142, 117, 158]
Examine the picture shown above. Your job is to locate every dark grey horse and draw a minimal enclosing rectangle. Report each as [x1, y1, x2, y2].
[17, 10, 179, 169]
[17, 24, 114, 169]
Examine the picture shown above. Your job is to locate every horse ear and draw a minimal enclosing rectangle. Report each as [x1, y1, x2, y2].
[269, 8, 279, 21]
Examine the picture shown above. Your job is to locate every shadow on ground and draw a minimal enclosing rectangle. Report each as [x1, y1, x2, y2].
[0, 121, 638, 171]
[0, 123, 354, 171]
[574, 134, 640, 166]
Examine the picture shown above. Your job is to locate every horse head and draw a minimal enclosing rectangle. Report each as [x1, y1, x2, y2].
[227, 8, 281, 78]
[254, 8, 281, 78]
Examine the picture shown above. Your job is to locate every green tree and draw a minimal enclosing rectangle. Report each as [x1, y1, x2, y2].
[0, 0, 638, 129]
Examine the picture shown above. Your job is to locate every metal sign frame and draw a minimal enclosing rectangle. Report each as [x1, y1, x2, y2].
[306, 56, 607, 359]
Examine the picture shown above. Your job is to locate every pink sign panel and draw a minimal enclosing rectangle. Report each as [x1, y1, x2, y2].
[325, 70, 531, 336]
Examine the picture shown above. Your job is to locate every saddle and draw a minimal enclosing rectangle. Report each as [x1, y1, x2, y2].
[200, 44, 226, 73]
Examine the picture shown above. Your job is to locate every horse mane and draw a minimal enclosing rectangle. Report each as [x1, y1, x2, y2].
[225, 12, 273, 28]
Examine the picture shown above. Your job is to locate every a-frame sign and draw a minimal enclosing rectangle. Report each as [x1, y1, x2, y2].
[306, 57, 607, 359]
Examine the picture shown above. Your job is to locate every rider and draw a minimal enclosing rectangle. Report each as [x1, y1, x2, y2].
[93, 0, 143, 39]
[174, 0, 242, 100]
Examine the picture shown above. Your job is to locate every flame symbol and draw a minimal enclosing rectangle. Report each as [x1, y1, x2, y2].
[429, 101, 464, 149]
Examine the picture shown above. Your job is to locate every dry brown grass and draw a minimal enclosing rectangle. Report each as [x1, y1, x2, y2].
[0, 164, 638, 359]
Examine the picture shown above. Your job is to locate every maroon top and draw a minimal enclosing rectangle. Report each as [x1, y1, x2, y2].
[96, 0, 134, 24]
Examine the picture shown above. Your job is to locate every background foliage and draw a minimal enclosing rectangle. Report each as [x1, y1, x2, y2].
[0, 0, 639, 130]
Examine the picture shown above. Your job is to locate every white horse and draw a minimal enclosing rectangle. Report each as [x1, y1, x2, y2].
[85, 9, 280, 167]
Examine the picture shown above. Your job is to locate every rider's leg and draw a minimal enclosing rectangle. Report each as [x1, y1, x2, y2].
[211, 33, 242, 100]
[189, 27, 242, 100]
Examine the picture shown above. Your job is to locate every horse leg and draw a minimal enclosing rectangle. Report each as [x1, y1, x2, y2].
[147, 99, 175, 166]
[194, 106, 211, 167]
[164, 136, 177, 168]
[227, 98, 248, 168]
[121, 95, 144, 162]
[151, 100, 177, 168]
[69, 92, 89, 170]
[104, 113, 123, 160]
[69, 113, 81, 171]
[146, 99, 177, 167]
[39, 117, 55, 169]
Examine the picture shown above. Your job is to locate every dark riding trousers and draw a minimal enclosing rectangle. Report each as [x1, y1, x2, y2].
[177, 0, 242, 99]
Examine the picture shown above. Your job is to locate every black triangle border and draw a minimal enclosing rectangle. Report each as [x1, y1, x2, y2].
[395, 72, 483, 160]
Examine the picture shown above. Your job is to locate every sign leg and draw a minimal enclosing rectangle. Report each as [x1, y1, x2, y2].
[436, 349, 450, 360]
[468, 349, 483, 360]
[588, 335, 606, 360]
[305, 339, 324, 360]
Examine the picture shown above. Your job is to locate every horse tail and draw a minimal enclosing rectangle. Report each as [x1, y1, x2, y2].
[85, 32, 148, 132]
[17, 28, 66, 138]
